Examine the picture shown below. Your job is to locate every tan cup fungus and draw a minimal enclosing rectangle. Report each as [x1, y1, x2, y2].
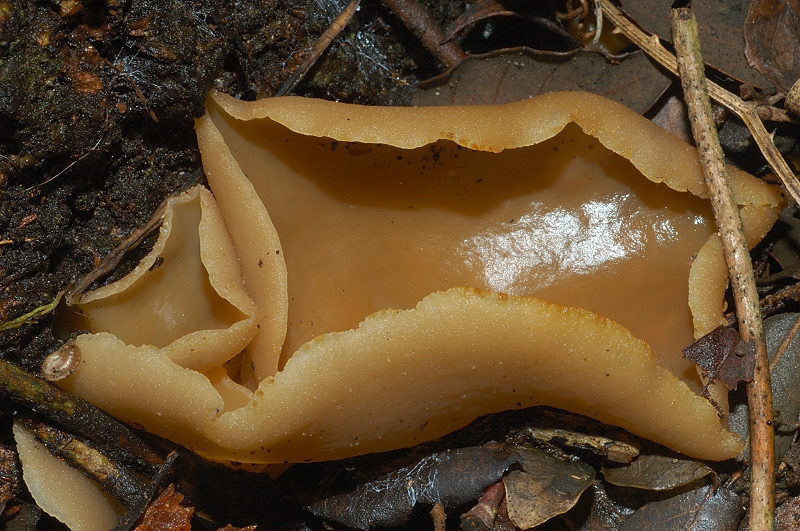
[52, 91, 782, 469]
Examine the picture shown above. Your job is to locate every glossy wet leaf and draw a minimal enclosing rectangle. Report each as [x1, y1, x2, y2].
[744, 0, 800, 93]
[503, 447, 595, 529]
[683, 326, 754, 391]
[601, 454, 713, 491]
[618, 484, 741, 531]
[296, 442, 528, 530]
[412, 48, 670, 112]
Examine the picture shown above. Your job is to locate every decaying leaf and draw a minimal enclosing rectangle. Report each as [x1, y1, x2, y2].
[729, 312, 800, 461]
[618, 484, 741, 531]
[744, 0, 800, 93]
[296, 442, 526, 530]
[511, 408, 640, 463]
[133, 484, 193, 531]
[601, 455, 713, 491]
[776, 492, 800, 530]
[683, 326, 755, 391]
[413, 48, 670, 112]
[618, 0, 775, 90]
[503, 447, 595, 529]
[581, 480, 635, 530]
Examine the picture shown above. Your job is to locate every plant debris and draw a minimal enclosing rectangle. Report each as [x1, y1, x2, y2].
[618, 484, 742, 531]
[294, 442, 527, 530]
[132, 484, 193, 531]
[601, 455, 714, 491]
[502, 448, 594, 529]
[744, 0, 800, 93]
[683, 326, 755, 391]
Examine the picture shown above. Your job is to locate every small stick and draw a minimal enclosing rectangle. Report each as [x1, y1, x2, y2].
[19, 417, 149, 508]
[0, 358, 161, 471]
[67, 168, 203, 305]
[383, 0, 466, 70]
[598, 0, 800, 205]
[461, 481, 505, 531]
[430, 502, 446, 531]
[670, 6, 774, 530]
[275, 0, 360, 97]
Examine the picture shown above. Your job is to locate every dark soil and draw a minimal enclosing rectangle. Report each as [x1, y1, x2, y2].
[0, 0, 428, 373]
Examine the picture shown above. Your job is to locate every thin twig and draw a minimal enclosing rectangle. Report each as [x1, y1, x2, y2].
[771, 314, 800, 371]
[275, 0, 360, 97]
[0, 358, 161, 471]
[383, 0, 466, 70]
[67, 168, 203, 305]
[670, 7, 774, 530]
[598, 0, 800, 205]
[19, 417, 149, 508]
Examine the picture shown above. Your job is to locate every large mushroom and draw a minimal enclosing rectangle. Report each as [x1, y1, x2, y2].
[18, 91, 783, 528]
[52, 90, 782, 463]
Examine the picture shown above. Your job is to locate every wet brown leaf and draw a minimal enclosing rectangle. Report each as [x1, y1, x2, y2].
[298, 442, 528, 530]
[582, 480, 635, 530]
[618, 0, 775, 90]
[412, 48, 670, 113]
[618, 484, 741, 531]
[744, 0, 800, 93]
[683, 326, 754, 391]
[503, 447, 595, 529]
[601, 455, 713, 491]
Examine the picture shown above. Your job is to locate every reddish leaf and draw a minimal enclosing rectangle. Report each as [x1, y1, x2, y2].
[683, 326, 754, 391]
[744, 0, 800, 93]
[133, 484, 194, 531]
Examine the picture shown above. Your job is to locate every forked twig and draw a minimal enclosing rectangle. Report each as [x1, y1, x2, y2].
[599, 0, 800, 205]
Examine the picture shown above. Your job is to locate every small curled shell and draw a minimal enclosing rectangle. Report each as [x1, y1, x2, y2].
[42, 340, 81, 381]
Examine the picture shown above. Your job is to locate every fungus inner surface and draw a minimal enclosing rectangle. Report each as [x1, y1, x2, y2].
[211, 108, 714, 385]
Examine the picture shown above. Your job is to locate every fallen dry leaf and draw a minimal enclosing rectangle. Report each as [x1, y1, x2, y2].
[619, 484, 741, 531]
[503, 447, 594, 529]
[683, 326, 755, 391]
[294, 442, 527, 530]
[729, 312, 800, 461]
[618, 0, 775, 90]
[412, 48, 670, 112]
[744, 0, 800, 93]
[601, 454, 713, 491]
